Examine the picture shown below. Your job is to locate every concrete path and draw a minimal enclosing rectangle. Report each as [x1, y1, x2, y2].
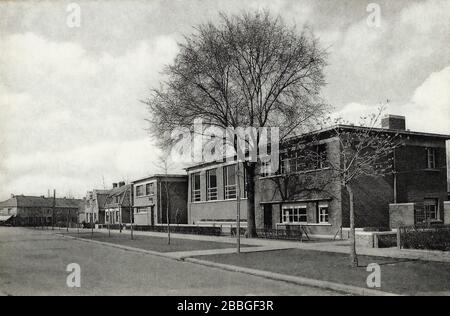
[166, 245, 295, 260]
[84, 227, 450, 263]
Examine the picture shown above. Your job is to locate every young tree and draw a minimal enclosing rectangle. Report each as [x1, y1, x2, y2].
[145, 11, 327, 237]
[154, 151, 176, 245]
[329, 108, 400, 267]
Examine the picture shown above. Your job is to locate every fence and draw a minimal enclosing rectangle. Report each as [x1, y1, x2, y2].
[397, 224, 450, 251]
[256, 226, 306, 241]
[133, 224, 222, 236]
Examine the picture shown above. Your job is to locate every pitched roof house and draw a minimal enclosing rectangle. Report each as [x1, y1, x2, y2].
[0, 195, 83, 226]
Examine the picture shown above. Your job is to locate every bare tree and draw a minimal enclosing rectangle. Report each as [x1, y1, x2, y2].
[154, 151, 175, 245]
[145, 11, 328, 237]
[329, 107, 400, 267]
[266, 136, 335, 202]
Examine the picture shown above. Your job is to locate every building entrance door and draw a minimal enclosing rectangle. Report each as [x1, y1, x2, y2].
[263, 205, 273, 229]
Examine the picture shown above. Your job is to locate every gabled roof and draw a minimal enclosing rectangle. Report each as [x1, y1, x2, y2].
[108, 184, 131, 197]
[0, 196, 83, 209]
[104, 184, 132, 208]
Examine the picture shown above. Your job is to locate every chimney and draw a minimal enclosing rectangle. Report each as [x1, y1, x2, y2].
[118, 181, 126, 187]
[112, 183, 118, 188]
[381, 115, 406, 131]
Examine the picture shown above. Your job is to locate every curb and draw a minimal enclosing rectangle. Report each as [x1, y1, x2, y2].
[56, 233, 182, 261]
[56, 233, 399, 296]
[184, 257, 400, 296]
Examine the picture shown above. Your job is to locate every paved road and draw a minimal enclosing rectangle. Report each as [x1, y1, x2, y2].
[0, 227, 339, 296]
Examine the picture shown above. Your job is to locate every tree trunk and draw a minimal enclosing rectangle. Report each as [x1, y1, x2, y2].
[245, 162, 257, 238]
[166, 181, 171, 245]
[346, 184, 358, 267]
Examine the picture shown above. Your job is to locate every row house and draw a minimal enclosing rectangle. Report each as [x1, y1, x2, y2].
[132, 175, 188, 226]
[0, 195, 83, 226]
[186, 115, 450, 237]
[81, 189, 110, 225]
[104, 182, 132, 225]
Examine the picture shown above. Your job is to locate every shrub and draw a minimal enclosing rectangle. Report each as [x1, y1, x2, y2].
[400, 225, 450, 251]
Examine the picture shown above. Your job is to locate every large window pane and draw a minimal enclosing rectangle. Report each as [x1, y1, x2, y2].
[206, 169, 218, 201]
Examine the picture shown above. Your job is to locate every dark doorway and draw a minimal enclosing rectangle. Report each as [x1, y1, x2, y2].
[263, 205, 273, 229]
[150, 205, 155, 226]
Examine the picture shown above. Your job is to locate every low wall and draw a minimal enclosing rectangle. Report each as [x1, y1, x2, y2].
[342, 228, 397, 248]
[444, 202, 450, 225]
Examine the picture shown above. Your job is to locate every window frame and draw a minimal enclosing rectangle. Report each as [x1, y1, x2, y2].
[191, 172, 201, 202]
[318, 204, 329, 224]
[426, 148, 436, 169]
[135, 185, 144, 197]
[223, 165, 237, 200]
[145, 183, 155, 196]
[282, 205, 307, 224]
[206, 169, 218, 201]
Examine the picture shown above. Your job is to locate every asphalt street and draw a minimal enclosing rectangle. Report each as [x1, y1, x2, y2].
[0, 227, 339, 296]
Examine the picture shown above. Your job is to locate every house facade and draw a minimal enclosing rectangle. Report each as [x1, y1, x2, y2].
[187, 162, 248, 225]
[186, 116, 449, 237]
[81, 189, 110, 225]
[104, 182, 132, 225]
[132, 175, 188, 226]
[0, 195, 83, 227]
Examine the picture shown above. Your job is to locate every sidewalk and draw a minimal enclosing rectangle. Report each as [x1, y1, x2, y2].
[82, 227, 450, 263]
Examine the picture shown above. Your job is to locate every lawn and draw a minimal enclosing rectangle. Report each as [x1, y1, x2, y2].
[63, 231, 240, 253]
[195, 249, 450, 295]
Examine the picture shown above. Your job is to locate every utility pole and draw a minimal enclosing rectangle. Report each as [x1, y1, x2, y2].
[130, 185, 134, 240]
[66, 210, 69, 232]
[91, 200, 94, 239]
[236, 162, 241, 254]
[52, 189, 55, 230]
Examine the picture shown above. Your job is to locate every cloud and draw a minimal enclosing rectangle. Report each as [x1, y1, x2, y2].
[323, 0, 450, 106]
[336, 66, 450, 134]
[0, 32, 179, 199]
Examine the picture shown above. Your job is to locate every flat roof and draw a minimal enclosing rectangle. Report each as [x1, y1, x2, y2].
[131, 174, 187, 183]
[185, 124, 450, 171]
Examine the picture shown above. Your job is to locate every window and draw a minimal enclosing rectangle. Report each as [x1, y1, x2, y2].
[223, 165, 237, 199]
[424, 199, 438, 220]
[145, 183, 154, 195]
[416, 199, 439, 223]
[206, 169, 218, 201]
[191, 172, 201, 202]
[318, 204, 329, 223]
[426, 148, 436, 169]
[280, 145, 328, 174]
[136, 185, 144, 197]
[282, 205, 307, 223]
[316, 144, 328, 169]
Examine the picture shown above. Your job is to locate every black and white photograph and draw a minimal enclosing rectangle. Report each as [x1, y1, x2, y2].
[0, 0, 449, 301]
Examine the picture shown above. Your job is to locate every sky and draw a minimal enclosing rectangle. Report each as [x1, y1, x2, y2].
[0, 0, 449, 200]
